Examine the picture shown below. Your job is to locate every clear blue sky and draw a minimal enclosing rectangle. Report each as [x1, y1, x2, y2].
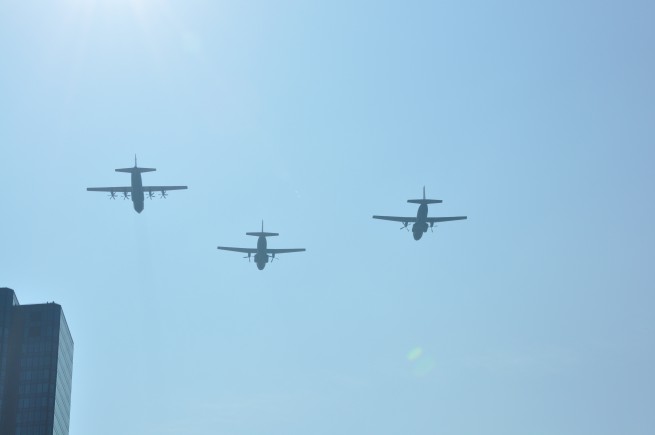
[2, 1, 654, 434]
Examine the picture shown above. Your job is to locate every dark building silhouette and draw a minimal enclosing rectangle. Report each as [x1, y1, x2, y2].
[0, 288, 73, 435]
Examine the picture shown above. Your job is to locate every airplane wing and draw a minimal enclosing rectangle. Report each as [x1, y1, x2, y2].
[217, 246, 258, 254]
[87, 187, 131, 193]
[266, 248, 306, 254]
[142, 186, 188, 192]
[425, 216, 467, 223]
[372, 216, 418, 223]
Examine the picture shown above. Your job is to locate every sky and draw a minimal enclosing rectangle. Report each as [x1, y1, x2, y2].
[1, 0, 654, 434]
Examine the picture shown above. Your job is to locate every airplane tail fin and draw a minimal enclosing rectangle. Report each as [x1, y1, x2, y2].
[115, 155, 156, 173]
[246, 220, 279, 237]
[407, 186, 442, 205]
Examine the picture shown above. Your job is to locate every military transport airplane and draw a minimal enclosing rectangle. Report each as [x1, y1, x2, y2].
[217, 222, 306, 270]
[373, 187, 467, 240]
[86, 156, 187, 213]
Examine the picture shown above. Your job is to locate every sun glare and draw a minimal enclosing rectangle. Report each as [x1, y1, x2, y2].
[65, 0, 156, 17]
[61, 0, 170, 43]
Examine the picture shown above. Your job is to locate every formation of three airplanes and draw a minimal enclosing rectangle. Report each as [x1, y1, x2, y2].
[87, 157, 467, 271]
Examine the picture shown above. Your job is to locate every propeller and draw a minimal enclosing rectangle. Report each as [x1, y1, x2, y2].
[430, 222, 436, 232]
[147, 191, 155, 199]
[160, 190, 168, 199]
[122, 192, 130, 200]
[108, 191, 117, 200]
[269, 253, 277, 263]
[243, 253, 251, 262]
[400, 222, 409, 231]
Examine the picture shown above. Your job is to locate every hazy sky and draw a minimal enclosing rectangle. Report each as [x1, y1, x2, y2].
[2, 1, 654, 434]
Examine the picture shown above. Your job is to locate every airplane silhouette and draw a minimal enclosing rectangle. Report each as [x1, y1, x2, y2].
[87, 156, 187, 213]
[373, 187, 467, 240]
[217, 221, 306, 270]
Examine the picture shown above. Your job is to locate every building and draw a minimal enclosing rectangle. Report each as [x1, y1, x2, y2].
[0, 288, 73, 435]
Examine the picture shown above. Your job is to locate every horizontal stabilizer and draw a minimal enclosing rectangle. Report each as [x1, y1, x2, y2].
[407, 199, 442, 205]
[248, 221, 278, 237]
[246, 232, 279, 237]
[116, 167, 156, 173]
[408, 187, 441, 204]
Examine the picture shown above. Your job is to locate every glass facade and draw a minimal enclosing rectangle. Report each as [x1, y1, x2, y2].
[53, 311, 73, 435]
[0, 289, 19, 424]
[0, 288, 74, 435]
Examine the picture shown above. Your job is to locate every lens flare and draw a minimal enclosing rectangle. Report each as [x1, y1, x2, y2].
[407, 346, 435, 376]
[412, 356, 436, 377]
[407, 347, 423, 361]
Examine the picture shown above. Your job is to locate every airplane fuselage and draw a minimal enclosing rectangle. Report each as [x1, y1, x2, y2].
[254, 236, 268, 270]
[131, 172, 145, 213]
[412, 203, 429, 240]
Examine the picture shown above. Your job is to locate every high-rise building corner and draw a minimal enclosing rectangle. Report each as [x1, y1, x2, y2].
[0, 287, 74, 435]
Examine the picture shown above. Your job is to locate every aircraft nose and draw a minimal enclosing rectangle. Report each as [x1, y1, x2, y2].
[413, 232, 423, 241]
